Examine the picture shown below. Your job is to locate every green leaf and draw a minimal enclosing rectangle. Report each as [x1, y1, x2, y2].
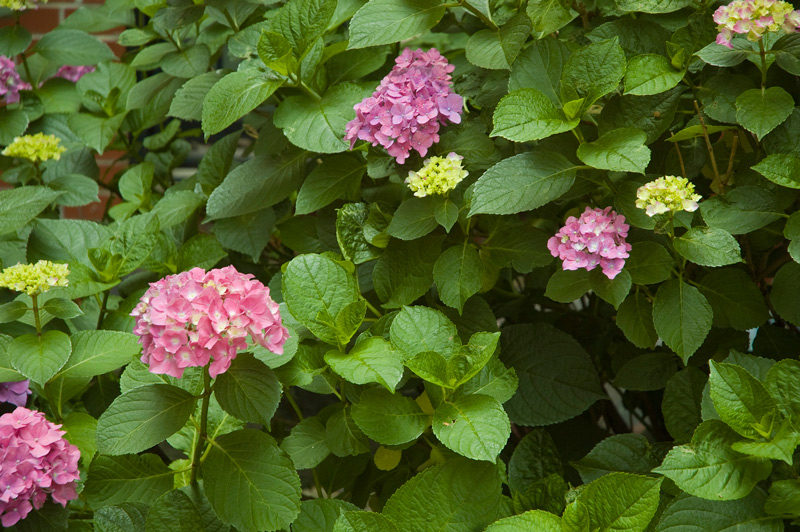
[599, 87, 685, 144]
[333, 511, 399, 532]
[616, 0, 692, 11]
[213, 208, 276, 261]
[169, 72, 223, 122]
[485, 511, 562, 532]
[383, 459, 504, 531]
[34, 29, 115, 65]
[731, 417, 800, 464]
[9, 331, 72, 385]
[83, 454, 174, 508]
[652, 279, 712, 364]
[663, 366, 707, 443]
[491, 89, 578, 141]
[201, 69, 284, 136]
[433, 243, 483, 313]
[589, 268, 631, 309]
[673, 227, 742, 267]
[469, 152, 578, 216]
[508, 429, 562, 492]
[325, 337, 404, 392]
[573, 434, 659, 484]
[68, 113, 126, 154]
[351, 387, 428, 445]
[325, 406, 370, 456]
[482, 226, 553, 273]
[623, 54, 684, 95]
[373, 236, 442, 308]
[465, 14, 531, 70]
[0, 186, 61, 236]
[653, 420, 772, 500]
[433, 394, 510, 462]
[501, 324, 604, 426]
[386, 197, 439, 240]
[735, 87, 794, 140]
[526, 0, 576, 36]
[0, 107, 29, 145]
[564, 473, 662, 532]
[215, 353, 282, 426]
[274, 83, 372, 153]
[0, 25, 31, 56]
[655, 491, 783, 531]
[709, 361, 779, 440]
[616, 292, 658, 349]
[769, 262, 800, 326]
[296, 154, 365, 214]
[280, 417, 331, 469]
[614, 352, 677, 391]
[336, 202, 386, 264]
[144, 490, 205, 532]
[765, 359, 800, 422]
[700, 186, 783, 233]
[55, 330, 140, 379]
[0, 300, 28, 324]
[161, 44, 211, 78]
[46, 174, 100, 208]
[282, 254, 361, 345]
[576, 128, 651, 173]
[696, 269, 769, 331]
[62, 411, 97, 468]
[509, 38, 571, 104]
[752, 153, 800, 189]
[95, 384, 196, 455]
[202, 429, 301, 532]
[293, 499, 360, 532]
[695, 40, 753, 67]
[271, 0, 336, 55]
[347, 0, 446, 49]
[561, 38, 626, 106]
[389, 305, 460, 360]
[765, 479, 800, 517]
[544, 269, 591, 303]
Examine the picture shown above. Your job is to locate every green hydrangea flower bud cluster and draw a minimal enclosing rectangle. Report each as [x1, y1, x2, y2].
[2, 133, 66, 163]
[0, 261, 70, 296]
[405, 152, 468, 198]
[635, 175, 702, 217]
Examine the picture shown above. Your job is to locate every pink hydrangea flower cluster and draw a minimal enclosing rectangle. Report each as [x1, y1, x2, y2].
[0, 380, 30, 407]
[131, 266, 288, 379]
[547, 206, 632, 280]
[0, 56, 31, 104]
[713, 0, 800, 48]
[344, 48, 463, 164]
[52, 65, 95, 83]
[0, 407, 80, 527]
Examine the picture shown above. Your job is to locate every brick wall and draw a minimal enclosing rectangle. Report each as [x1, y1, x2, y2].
[1, 0, 128, 220]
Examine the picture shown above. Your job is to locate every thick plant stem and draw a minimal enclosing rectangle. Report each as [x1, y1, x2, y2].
[693, 100, 721, 185]
[31, 294, 41, 337]
[758, 38, 768, 90]
[190, 366, 212, 485]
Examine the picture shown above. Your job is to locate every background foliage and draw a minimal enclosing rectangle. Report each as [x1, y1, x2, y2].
[2, 0, 800, 530]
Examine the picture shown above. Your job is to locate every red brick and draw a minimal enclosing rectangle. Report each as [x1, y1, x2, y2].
[0, 7, 60, 32]
[62, 188, 114, 222]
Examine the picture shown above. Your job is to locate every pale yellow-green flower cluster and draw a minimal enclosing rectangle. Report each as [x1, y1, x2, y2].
[0, 0, 45, 10]
[635, 176, 702, 217]
[405, 152, 468, 198]
[2, 133, 66, 163]
[0, 261, 69, 296]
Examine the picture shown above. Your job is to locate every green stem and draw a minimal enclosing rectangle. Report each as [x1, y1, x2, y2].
[458, 0, 498, 30]
[364, 299, 383, 319]
[284, 388, 304, 421]
[288, 74, 321, 101]
[312, 469, 325, 498]
[190, 367, 212, 485]
[222, 8, 240, 31]
[96, 290, 110, 330]
[758, 38, 768, 89]
[18, 50, 35, 96]
[31, 294, 41, 337]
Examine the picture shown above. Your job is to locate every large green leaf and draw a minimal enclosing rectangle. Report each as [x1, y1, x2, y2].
[673, 227, 742, 267]
[270, 0, 336, 55]
[280, 417, 331, 469]
[296, 154, 365, 214]
[526, 0, 576, 36]
[770, 262, 800, 326]
[34, 28, 115, 65]
[54, 330, 140, 380]
[765, 359, 800, 422]
[202, 429, 301, 532]
[623, 54, 684, 95]
[662, 366, 707, 443]
[144, 490, 205, 532]
[501, 323, 604, 426]
[215, 353, 282, 426]
[616, 292, 658, 349]
[9, 331, 72, 385]
[333, 511, 399, 532]
[709, 361, 779, 439]
[509, 38, 571, 104]
[465, 14, 531, 70]
[433, 394, 510, 462]
[572, 434, 660, 484]
[83, 454, 174, 508]
[351, 387, 428, 445]
[735, 87, 794, 140]
[561, 38, 626, 106]
[325, 337, 404, 392]
[96, 384, 196, 455]
[202, 69, 284, 136]
[655, 491, 783, 531]
[486, 511, 562, 531]
[491, 89, 578, 141]
[274, 83, 372, 153]
[700, 186, 783, 234]
[652, 279, 713, 364]
[507, 429, 562, 493]
[373, 236, 442, 308]
[469, 152, 578, 215]
[386, 197, 439, 240]
[325, 405, 370, 457]
[696, 269, 769, 331]
[347, 0, 446, 49]
[653, 420, 772, 500]
[576, 128, 651, 173]
[389, 306, 460, 360]
[0, 186, 61, 236]
[433, 243, 484, 313]
[752, 153, 800, 189]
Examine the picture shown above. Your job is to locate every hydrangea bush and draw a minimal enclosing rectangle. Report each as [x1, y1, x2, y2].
[2, 0, 800, 530]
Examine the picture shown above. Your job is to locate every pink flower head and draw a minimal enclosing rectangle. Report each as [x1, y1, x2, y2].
[0, 407, 80, 528]
[52, 65, 95, 83]
[547, 206, 632, 280]
[344, 48, 463, 164]
[713, 0, 800, 48]
[0, 381, 30, 407]
[130, 266, 288, 379]
[0, 56, 31, 104]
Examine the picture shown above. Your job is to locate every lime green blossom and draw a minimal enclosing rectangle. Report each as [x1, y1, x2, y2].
[0, 0, 45, 10]
[2, 133, 66, 163]
[405, 152, 468, 198]
[0, 261, 69, 296]
[635, 176, 702, 217]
